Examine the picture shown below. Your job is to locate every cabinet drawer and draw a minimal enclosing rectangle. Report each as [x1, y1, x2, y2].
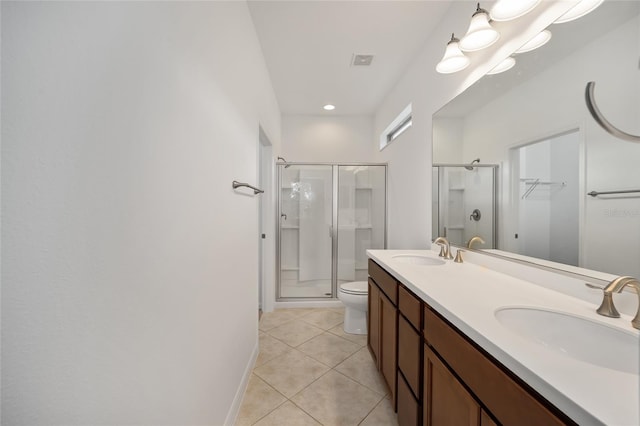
[399, 285, 421, 330]
[398, 314, 421, 398]
[369, 259, 397, 305]
[423, 307, 573, 426]
[397, 373, 420, 426]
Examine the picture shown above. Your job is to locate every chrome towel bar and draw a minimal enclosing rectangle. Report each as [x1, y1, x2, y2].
[232, 180, 264, 195]
[588, 189, 640, 197]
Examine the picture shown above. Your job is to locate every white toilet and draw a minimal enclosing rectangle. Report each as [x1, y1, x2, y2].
[338, 281, 368, 335]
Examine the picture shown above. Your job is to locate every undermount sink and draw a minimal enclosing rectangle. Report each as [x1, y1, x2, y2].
[495, 307, 639, 375]
[392, 254, 445, 266]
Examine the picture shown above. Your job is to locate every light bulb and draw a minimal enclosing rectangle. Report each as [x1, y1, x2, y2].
[436, 34, 470, 74]
[323, 104, 335, 111]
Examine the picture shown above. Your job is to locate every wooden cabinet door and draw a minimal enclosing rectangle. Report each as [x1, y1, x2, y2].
[368, 279, 380, 367]
[398, 372, 420, 426]
[398, 314, 421, 397]
[481, 410, 498, 426]
[424, 344, 480, 426]
[380, 292, 397, 407]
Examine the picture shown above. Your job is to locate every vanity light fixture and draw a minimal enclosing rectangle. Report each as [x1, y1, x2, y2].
[490, 0, 541, 22]
[459, 3, 500, 52]
[436, 34, 470, 74]
[553, 0, 604, 24]
[514, 30, 552, 54]
[323, 104, 335, 111]
[486, 56, 516, 75]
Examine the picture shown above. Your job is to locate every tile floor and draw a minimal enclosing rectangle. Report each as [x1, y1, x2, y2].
[236, 308, 399, 426]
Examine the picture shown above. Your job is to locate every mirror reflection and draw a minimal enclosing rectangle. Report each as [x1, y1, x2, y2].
[432, 1, 640, 278]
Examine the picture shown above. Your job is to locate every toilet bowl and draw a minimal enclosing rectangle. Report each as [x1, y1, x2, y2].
[338, 281, 368, 335]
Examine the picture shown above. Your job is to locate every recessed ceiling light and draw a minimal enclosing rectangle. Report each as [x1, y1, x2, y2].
[490, 0, 541, 22]
[323, 104, 335, 111]
[514, 30, 552, 54]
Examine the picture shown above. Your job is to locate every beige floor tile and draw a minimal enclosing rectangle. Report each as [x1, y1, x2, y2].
[287, 308, 319, 317]
[328, 324, 368, 346]
[235, 374, 286, 426]
[256, 334, 292, 368]
[266, 319, 325, 347]
[291, 370, 383, 426]
[301, 309, 345, 330]
[335, 347, 388, 396]
[253, 401, 321, 426]
[253, 349, 330, 398]
[259, 309, 300, 331]
[359, 395, 398, 426]
[297, 332, 362, 367]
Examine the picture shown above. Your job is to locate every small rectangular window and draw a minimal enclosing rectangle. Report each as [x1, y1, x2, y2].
[380, 103, 412, 150]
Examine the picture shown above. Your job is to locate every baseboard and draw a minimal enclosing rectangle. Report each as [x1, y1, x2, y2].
[224, 339, 259, 426]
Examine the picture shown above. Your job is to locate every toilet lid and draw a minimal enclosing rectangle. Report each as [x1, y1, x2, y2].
[340, 281, 368, 295]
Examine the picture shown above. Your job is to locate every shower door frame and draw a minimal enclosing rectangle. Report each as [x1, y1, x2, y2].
[276, 162, 388, 301]
[432, 163, 499, 248]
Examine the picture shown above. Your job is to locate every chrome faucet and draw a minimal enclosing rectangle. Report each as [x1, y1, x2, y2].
[434, 237, 453, 260]
[596, 276, 640, 330]
[467, 236, 485, 249]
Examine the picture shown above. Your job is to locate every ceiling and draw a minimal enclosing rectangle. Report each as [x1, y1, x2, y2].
[247, 1, 453, 116]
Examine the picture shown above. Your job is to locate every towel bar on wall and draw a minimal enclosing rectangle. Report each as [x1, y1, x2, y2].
[587, 189, 640, 197]
[232, 180, 264, 195]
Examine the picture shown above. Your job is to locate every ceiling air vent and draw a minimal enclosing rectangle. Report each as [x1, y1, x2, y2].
[352, 54, 374, 66]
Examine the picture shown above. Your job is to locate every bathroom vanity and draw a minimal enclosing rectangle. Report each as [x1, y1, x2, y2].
[367, 249, 639, 426]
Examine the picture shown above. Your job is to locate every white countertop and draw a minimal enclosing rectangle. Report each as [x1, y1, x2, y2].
[367, 249, 640, 426]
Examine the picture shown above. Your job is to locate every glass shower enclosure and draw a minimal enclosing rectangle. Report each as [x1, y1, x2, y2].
[277, 163, 387, 300]
[432, 164, 498, 249]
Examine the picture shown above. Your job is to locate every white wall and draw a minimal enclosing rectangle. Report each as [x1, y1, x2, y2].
[281, 115, 374, 163]
[372, 1, 573, 249]
[1, 2, 280, 425]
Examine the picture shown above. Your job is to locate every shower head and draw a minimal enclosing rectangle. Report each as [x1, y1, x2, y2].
[277, 156, 291, 168]
[465, 158, 480, 170]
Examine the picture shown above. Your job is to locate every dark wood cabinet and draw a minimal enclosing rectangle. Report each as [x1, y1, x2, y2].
[368, 258, 575, 426]
[424, 344, 480, 426]
[380, 291, 397, 404]
[367, 278, 380, 366]
[423, 306, 573, 426]
[368, 260, 398, 406]
[398, 372, 420, 426]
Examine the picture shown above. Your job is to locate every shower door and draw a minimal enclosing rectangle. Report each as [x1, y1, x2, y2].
[278, 165, 334, 298]
[277, 163, 387, 300]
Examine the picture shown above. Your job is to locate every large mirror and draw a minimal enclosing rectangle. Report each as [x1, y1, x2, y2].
[433, 0, 640, 279]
